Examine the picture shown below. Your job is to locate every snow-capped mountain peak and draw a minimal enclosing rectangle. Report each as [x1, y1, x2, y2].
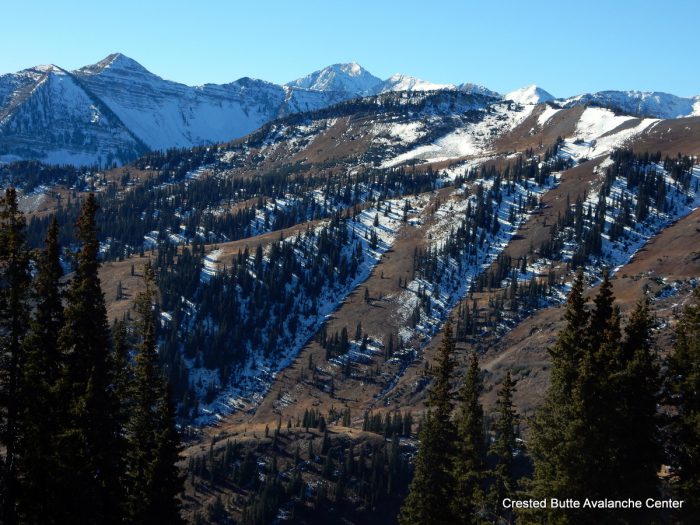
[505, 84, 555, 105]
[286, 62, 383, 95]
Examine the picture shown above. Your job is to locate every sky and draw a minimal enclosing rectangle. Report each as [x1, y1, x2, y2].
[1, 0, 698, 98]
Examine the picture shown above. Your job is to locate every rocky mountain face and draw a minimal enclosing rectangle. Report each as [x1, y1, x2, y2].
[0, 64, 146, 166]
[1, 53, 698, 167]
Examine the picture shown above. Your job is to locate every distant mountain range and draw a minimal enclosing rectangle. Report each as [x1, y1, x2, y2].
[1, 53, 698, 167]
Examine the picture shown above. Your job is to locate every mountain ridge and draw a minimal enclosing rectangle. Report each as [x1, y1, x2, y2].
[1, 53, 698, 167]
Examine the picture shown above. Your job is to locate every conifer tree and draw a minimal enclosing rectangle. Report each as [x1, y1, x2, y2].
[488, 371, 518, 524]
[399, 320, 456, 525]
[615, 297, 661, 504]
[18, 217, 64, 524]
[126, 263, 184, 524]
[452, 351, 485, 525]
[527, 271, 590, 523]
[0, 188, 31, 525]
[147, 382, 186, 525]
[575, 271, 622, 504]
[55, 194, 125, 524]
[528, 271, 662, 523]
[667, 288, 700, 520]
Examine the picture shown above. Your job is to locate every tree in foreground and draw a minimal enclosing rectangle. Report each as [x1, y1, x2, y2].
[399, 320, 457, 525]
[487, 371, 518, 524]
[0, 188, 31, 525]
[54, 194, 125, 524]
[527, 271, 590, 523]
[451, 351, 486, 525]
[667, 288, 700, 521]
[126, 264, 184, 524]
[18, 218, 64, 524]
[527, 271, 661, 523]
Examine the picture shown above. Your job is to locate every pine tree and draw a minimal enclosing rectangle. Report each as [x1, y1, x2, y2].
[399, 320, 457, 525]
[451, 351, 486, 525]
[126, 263, 184, 524]
[54, 194, 125, 524]
[575, 271, 622, 505]
[615, 297, 661, 505]
[667, 288, 700, 521]
[528, 272, 662, 523]
[18, 217, 64, 524]
[488, 371, 518, 524]
[148, 382, 186, 525]
[527, 271, 590, 523]
[0, 188, 31, 525]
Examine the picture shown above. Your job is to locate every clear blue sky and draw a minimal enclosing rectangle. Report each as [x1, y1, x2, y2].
[2, 0, 698, 97]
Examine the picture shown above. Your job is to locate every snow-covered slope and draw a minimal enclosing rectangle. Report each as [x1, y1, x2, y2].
[560, 90, 700, 119]
[505, 84, 555, 105]
[0, 54, 358, 166]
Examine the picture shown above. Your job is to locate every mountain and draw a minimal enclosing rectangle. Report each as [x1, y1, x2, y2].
[0, 63, 147, 166]
[75, 53, 299, 150]
[559, 89, 700, 119]
[505, 84, 555, 105]
[285, 62, 382, 96]
[0, 54, 358, 167]
[457, 82, 501, 98]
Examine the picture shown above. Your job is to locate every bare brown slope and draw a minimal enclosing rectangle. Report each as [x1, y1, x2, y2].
[630, 116, 700, 156]
[493, 105, 586, 154]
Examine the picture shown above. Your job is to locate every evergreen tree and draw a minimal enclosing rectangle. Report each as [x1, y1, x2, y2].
[0, 188, 31, 525]
[528, 272, 662, 523]
[112, 320, 132, 437]
[148, 382, 186, 525]
[488, 371, 518, 525]
[616, 298, 661, 504]
[667, 288, 700, 521]
[18, 218, 64, 524]
[54, 194, 125, 524]
[399, 320, 457, 525]
[126, 264, 184, 524]
[527, 271, 590, 523]
[451, 351, 486, 525]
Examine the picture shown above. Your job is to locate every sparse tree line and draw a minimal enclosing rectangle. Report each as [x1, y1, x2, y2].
[540, 150, 696, 268]
[0, 190, 183, 525]
[24, 155, 439, 263]
[157, 212, 373, 419]
[399, 271, 700, 524]
[408, 158, 555, 339]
